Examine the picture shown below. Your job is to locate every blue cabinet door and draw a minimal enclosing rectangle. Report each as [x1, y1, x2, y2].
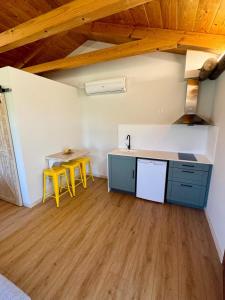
[167, 161, 212, 209]
[108, 155, 136, 193]
[167, 181, 206, 208]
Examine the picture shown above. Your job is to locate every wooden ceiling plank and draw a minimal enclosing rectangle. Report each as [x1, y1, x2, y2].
[177, 0, 199, 31]
[4, 0, 53, 20]
[129, 5, 150, 26]
[194, 0, 221, 32]
[145, 0, 163, 28]
[23, 38, 177, 74]
[159, 0, 177, 30]
[209, 0, 225, 34]
[0, 43, 35, 68]
[25, 32, 87, 67]
[99, 13, 124, 25]
[15, 43, 44, 69]
[0, 0, 153, 53]
[100, 11, 135, 26]
[119, 11, 136, 25]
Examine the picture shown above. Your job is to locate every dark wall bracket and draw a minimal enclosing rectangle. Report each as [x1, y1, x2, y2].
[199, 55, 225, 81]
[0, 86, 11, 93]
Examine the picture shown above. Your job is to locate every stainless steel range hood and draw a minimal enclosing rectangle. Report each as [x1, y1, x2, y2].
[174, 79, 211, 125]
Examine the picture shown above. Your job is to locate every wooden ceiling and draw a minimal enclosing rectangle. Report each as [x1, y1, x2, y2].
[0, 0, 87, 68]
[1, 0, 225, 70]
[100, 0, 225, 34]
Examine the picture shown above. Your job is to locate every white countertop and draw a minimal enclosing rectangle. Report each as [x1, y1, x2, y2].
[108, 149, 212, 165]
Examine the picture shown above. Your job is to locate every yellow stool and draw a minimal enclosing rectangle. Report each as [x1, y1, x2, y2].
[62, 161, 84, 196]
[43, 166, 73, 208]
[76, 157, 94, 188]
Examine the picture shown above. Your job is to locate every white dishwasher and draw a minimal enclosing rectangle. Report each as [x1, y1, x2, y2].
[136, 159, 167, 203]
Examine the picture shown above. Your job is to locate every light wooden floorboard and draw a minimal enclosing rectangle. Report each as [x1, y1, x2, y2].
[0, 178, 222, 300]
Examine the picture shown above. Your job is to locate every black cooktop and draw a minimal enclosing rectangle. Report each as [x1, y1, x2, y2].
[178, 153, 197, 161]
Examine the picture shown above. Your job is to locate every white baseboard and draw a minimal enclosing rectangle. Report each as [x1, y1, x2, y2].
[93, 173, 108, 179]
[24, 198, 42, 208]
[205, 209, 224, 262]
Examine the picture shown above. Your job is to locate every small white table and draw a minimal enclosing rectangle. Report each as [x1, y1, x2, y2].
[46, 149, 89, 168]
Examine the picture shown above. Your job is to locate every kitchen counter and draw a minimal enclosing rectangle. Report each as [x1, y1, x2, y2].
[109, 149, 212, 165]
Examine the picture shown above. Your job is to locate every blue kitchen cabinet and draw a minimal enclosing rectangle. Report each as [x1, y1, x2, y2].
[167, 161, 212, 209]
[108, 155, 136, 193]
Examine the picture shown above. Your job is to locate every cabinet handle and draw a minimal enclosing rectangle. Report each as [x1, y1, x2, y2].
[181, 184, 192, 188]
[132, 170, 135, 179]
[182, 164, 194, 168]
[182, 170, 194, 174]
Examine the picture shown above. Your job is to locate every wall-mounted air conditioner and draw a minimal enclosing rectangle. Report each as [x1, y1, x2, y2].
[84, 77, 126, 95]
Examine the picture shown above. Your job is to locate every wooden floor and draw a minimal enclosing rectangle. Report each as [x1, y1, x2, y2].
[0, 178, 222, 300]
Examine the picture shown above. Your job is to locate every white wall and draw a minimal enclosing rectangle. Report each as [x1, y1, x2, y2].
[118, 124, 210, 154]
[47, 41, 215, 177]
[206, 126, 219, 162]
[0, 67, 82, 207]
[206, 72, 225, 261]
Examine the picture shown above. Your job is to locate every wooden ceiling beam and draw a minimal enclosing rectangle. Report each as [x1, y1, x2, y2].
[23, 38, 177, 74]
[22, 21, 225, 74]
[0, 0, 153, 54]
[75, 22, 225, 53]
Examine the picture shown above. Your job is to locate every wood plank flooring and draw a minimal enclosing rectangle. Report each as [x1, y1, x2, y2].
[0, 178, 222, 300]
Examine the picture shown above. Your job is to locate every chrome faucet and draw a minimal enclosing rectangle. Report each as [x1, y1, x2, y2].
[126, 135, 131, 150]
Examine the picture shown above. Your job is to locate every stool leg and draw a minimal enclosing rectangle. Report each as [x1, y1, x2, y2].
[43, 173, 47, 203]
[89, 161, 94, 182]
[59, 175, 63, 193]
[69, 168, 76, 196]
[65, 172, 73, 198]
[79, 165, 84, 187]
[82, 162, 87, 188]
[53, 174, 60, 208]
